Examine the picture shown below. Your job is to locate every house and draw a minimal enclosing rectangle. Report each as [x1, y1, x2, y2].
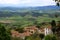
[11, 25, 52, 39]
[38, 25, 52, 36]
[11, 26, 38, 39]
[24, 26, 38, 34]
[44, 26, 52, 35]
[11, 30, 31, 39]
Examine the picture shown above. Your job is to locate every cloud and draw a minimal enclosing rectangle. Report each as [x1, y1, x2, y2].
[0, 0, 56, 6]
[0, 0, 20, 4]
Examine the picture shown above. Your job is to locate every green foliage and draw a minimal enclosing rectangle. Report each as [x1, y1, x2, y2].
[52, 35, 57, 40]
[45, 35, 57, 40]
[45, 35, 52, 40]
[12, 37, 22, 40]
[0, 7, 60, 40]
[51, 20, 56, 34]
[54, 0, 60, 6]
[15, 28, 24, 33]
[39, 34, 45, 40]
[34, 21, 41, 28]
[51, 20, 56, 27]
[56, 2, 60, 6]
[0, 24, 11, 40]
[26, 36, 41, 40]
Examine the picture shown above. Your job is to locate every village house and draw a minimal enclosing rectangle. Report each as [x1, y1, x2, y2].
[11, 30, 31, 39]
[11, 25, 52, 39]
[38, 24, 53, 36]
[24, 26, 38, 34]
[11, 26, 38, 39]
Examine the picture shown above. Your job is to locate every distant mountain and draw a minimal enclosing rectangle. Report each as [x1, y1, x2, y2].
[30, 6, 60, 10]
[0, 6, 60, 11]
[0, 7, 20, 11]
[0, 5, 60, 17]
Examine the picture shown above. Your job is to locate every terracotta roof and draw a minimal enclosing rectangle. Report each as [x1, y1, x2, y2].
[24, 26, 38, 30]
[11, 25, 52, 38]
[11, 30, 31, 38]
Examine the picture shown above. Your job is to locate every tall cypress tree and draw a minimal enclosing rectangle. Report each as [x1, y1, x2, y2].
[51, 20, 56, 34]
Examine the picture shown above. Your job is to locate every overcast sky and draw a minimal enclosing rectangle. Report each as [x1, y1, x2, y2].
[0, 0, 56, 7]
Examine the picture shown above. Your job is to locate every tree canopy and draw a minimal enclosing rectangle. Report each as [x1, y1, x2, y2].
[0, 24, 11, 40]
[54, 0, 60, 6]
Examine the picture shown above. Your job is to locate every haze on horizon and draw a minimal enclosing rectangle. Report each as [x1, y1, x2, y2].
[0, 0, 56, 7]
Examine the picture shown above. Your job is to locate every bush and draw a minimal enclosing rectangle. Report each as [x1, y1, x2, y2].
[45, 35, 52, 40]
[39, 34, 45, 40]
[45, 35, 57, 40]
[52, 35, 57, 40]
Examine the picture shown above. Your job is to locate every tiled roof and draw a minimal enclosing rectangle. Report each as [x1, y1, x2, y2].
[11, 25, 52, 38]
[11, 30, 31, 38]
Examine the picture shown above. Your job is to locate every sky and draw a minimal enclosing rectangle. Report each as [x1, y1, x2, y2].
[0, 0, 56, 7]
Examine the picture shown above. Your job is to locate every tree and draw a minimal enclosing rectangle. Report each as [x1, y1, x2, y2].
[15, 28, 24, 33]
[12, 37, 22, 40]
[34, 21, 41, 28]
[51, 20, 56, 27]
[26, 36, 41, 40]
[45, 35, 57, 40]
[57, 21, 60, 27]
[54, 0, 60, 2]
[52, 35, 57, 40]
[39, 34, 45, 40]
[45, 35, 51, 40]
[51, 20, 56, 34]
[0, 24, 11, 40]
[56, 2, 60, 6]
[25, 36, 29, 40]
[55, 14, 59, 18]
[54, 0, 60, 6]
[36, 25, 41, 28]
